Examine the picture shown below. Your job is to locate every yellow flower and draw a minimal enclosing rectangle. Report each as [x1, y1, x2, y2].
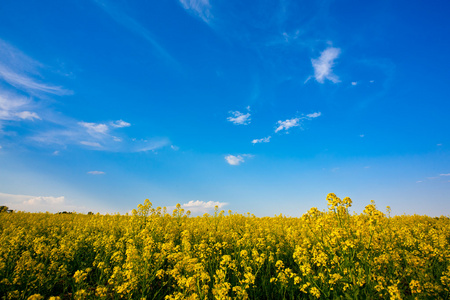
[310, 287, 321, 298]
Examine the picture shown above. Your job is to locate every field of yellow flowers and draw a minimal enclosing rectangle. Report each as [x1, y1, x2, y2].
[1, 193, 450, 299]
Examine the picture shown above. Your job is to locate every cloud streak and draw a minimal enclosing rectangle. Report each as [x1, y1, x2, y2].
[111, 120, 131, 128]
[0, 90, 41, 123]
[311, 47, 341, 83]
[80, 141, 102, 148]
[227, 111, 251, 125]
[275, 112, 321, 133]
[0, 39, 72, 96]
[178, 0, 212, 23]
[0, 192, 84, 213]
[168, 200, 228, 216]
[275, 118, 300, 133]
[79, 122, 109, 135]
[225, 154, 253, 165]
[93, 0, 178, 67]
[88, 171, 105, 175]
[0, 40, 170, 154]
[252, 136, 271, 144]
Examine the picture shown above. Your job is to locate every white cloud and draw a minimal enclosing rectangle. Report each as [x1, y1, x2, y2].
[24, 196, 64, 205]
[133, 139, 170, 152]
[31, 127, 169, 153]
[369, 80, 375, 83]
[225, 154, 246, 165]
[0, 40, 168, 154]
[88, 171, 105, 175]
[135, 138, 171, 152]
[0, 67, 69, 96]
[52, 150, 59, 155]
[0, 90, 41, 122]
[306, 112, 321, 118]
[93, 0, 178, 67]
[167, 200, 228, 216]
[227, 111, 251, 125]
[183, 200, 227, 209]
[311, 47, 341, 83]
[252, 136, 271, 144]
[171, 145, 180, 151]
[275, 118, 300, 133]
[178, 0, 212, 23]
[0, 192, 84, 213]
[351, 82, 357, 86]
[437, 144, 442, 146]
[80, 141, 102, 148]
[0, 39, 71, 96]
[110, 120, 131, 128]
[440, 173, 450, 176]
[79, 122, 109, 134]
[275, 112, 321, 133]
[15, 111, 41, 120]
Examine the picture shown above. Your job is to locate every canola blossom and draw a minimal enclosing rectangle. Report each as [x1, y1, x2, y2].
[1, 194, 450, 299]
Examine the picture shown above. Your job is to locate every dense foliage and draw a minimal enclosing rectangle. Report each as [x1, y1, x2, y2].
[1, 194, 450, 299]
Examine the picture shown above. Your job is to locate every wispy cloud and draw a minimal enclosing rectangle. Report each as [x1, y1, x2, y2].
[416, 173, 450, 183]
[178, 0, 212, 23]
[0, 90, 41, 123]
[0, 68, 70, 95]
[183, 200, 226, 211]
[225, 154, 244, 165]
[311, 47, 341, 83]
[275, 118, 300, 133]
[110, 120, 131, 128]
[306, 112, 321, 118]
[0, 192, 84, 213]
[0, 39, 72, 96]
[30, 120, 169, 153]
[351, 82, 357, 86]
[88, 171, 105, 175]
[0, 40, 169, 154]
[93, 0, 178, 66]
[275, 112, 321, 133]
[134, 138, 171, 152]
[227, 111, 251, 125]
[225, 154, 253, 165]
[80, 141, 102, 148]
[15, 111, 41, 120]
[252, 136, 271, 144]
[79, 122, 109, 135]
[168, 200, 227, 216]
[0, 40, 72, 140]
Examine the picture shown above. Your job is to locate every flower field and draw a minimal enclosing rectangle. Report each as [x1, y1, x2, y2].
[1, 193, 450, 299]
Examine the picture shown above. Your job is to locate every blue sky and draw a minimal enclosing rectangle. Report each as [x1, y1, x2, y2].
[0, 0, 449, 216]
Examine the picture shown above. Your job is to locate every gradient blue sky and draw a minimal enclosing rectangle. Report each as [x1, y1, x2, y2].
[0, 0, 449, 216]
